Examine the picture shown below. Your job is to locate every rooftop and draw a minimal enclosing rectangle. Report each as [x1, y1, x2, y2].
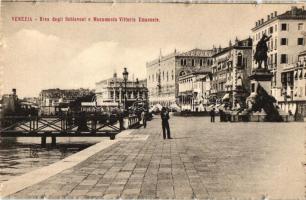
[177, 48, 214, 57]
[95, 73, 146, 86]
[252, 6, 306, 31]
[147, 48, 213, 66]
[212, 38, 252, 58]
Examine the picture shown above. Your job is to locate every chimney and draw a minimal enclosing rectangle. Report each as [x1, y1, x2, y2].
[12, 88, 16, 95]
[261, 18, 264, 24]
[113, 72, 117, 78]
[271, 13, 274, 18]
[267, 14, 270, 21]
[255, 21, 258, 26]
[274, 11, 277, 17]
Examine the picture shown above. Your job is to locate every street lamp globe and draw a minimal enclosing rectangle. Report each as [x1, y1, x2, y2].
[123, 68, 129, 81]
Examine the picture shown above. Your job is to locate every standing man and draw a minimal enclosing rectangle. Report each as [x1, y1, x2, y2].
[161, 107, 172, 139]
[210, 108, 215, 123]
[118, 109, 124, 130]
[141, 110, 147, 128]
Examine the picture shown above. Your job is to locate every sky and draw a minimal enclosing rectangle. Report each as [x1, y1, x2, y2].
[0, 2, 300, 97]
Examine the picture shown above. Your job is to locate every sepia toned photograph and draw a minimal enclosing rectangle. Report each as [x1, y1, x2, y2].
[0, 1, 306, 199]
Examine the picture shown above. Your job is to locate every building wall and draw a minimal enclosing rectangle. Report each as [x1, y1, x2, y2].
[279, 52, 306, 117]
[178, 73, 211, 111]
[211, 43, 252, 106]
[95, 77, 148, 107]
[146, 49, 213, 106]
[146, 54, 177, 106]
[252, 10, 306, 101]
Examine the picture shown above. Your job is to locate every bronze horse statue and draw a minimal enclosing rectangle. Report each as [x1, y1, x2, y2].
[254, 34, 272, 70]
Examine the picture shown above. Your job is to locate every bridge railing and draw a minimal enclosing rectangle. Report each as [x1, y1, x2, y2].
[0, 112, 120, 138]
[0, 112, 144, 140]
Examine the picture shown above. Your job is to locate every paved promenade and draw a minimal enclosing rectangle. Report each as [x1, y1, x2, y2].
[6, 116, 306, 199]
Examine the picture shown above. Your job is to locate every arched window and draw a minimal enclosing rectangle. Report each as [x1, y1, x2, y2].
[237, 53, 243, 66]
[166, 71, 169, 81]
[192, 59, 195, 66]
[171, 70, 174, 80]
[163, 71, 164, 80]
[179, 71, 186, 76]
[237, 76, 242, 87]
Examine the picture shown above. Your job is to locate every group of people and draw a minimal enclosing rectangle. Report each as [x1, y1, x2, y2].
[209, 107, 232, 122]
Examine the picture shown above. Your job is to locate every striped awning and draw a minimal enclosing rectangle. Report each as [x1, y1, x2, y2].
[222, 93, 230, 100]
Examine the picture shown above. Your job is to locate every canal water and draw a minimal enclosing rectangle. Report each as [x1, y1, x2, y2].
[0, 137, 106, 183]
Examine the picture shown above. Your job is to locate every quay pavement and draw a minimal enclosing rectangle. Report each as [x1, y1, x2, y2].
[5, 116, 306, 199]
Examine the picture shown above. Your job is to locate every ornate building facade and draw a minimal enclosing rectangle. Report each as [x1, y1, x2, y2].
[178, 68, 211, 111]
[279, 50, 306, 119]
[95, 73, 148, 109]
[39, 88, 92, 115]
[210, 38, 253, 108]
[146, 49, 213, 106]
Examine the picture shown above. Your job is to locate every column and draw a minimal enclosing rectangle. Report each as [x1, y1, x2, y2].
[119, 88, 122, 106]
[113, 88, 116, 102]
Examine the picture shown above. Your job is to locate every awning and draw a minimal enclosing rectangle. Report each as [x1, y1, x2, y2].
[207, 104, 215, 108]
[217, 104, 226, 110]
[222, 93, 230, 100]
[294, 71, 298, 79]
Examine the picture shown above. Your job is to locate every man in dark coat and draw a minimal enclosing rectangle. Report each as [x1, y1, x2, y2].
[141, 110, 147, 128]
[210, 108, 215, 123]
[161, 107, 172, 139]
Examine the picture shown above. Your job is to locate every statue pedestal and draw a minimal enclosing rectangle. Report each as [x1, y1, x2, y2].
[249, 69, 273, 96]
[246, 69, 273, 110]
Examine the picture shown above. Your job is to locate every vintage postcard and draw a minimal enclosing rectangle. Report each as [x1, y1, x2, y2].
[0, 1, 306, 199]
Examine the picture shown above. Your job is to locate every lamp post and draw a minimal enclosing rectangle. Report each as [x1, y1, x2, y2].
[122, 68, 129, 111]
[119, 82, 122, 109]
[135, 78, 139, 101]
[143, 84, 148, 109]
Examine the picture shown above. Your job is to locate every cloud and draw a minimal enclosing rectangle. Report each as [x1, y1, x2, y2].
[63, 41, 120, 88]
[3, 29, 78, 97]
[3, 29, 189, 98]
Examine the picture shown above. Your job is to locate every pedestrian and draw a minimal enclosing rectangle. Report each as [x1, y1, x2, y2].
[118, 109, 124, 130]
[141, 110, 147, 128]
[161, 107, 172, 139]
[219, 109, 225, 122]
[210, 108, 215, 123]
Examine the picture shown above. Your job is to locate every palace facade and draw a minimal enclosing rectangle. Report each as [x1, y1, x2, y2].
[146, 49, 213, 106]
